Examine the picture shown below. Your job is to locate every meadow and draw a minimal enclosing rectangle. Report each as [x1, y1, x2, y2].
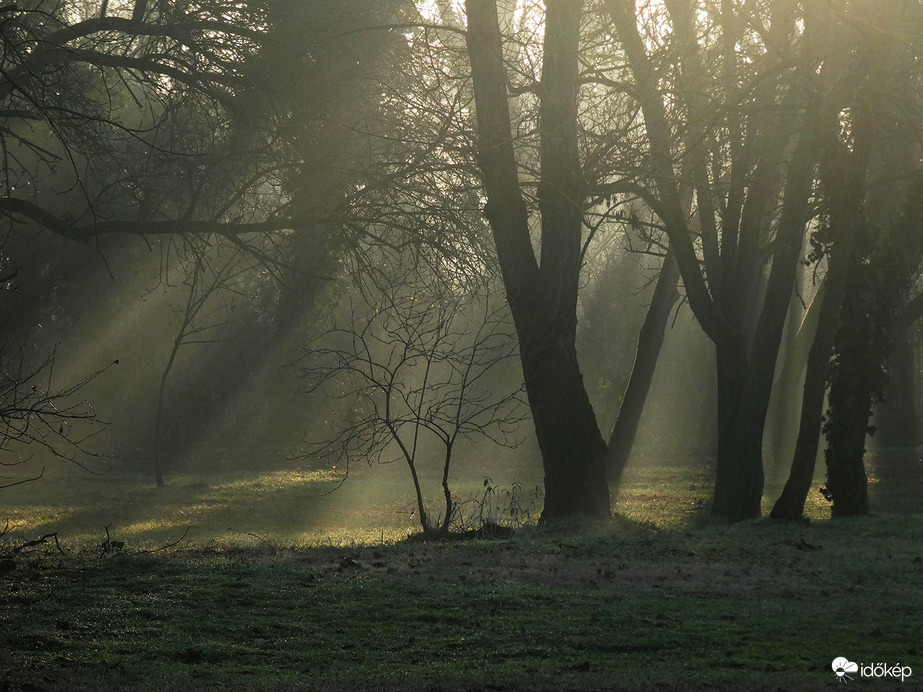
[0, 451, 920, 691]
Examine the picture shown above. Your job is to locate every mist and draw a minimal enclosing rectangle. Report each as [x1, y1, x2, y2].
[2, 3, 923, 690]
[0, 0, 920, 543]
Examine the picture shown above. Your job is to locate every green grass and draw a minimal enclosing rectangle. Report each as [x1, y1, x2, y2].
[0, 454, 921, 690]
[2, 515, 921, 690]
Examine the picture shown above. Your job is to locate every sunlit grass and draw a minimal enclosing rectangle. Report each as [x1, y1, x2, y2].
[1, 451, 920, 690]
[615, 460, 712, 530]
[0, 447, 918, 550]
[0, 463, 429, 547]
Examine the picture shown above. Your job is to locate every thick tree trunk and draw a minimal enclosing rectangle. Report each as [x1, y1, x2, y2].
[520, 325, 610, 519]
[712, 421, 765, 520]
[466, 0, 611, 520]
[825, 339, 872, 517]
[823, 238, 884, 518]
[710, 340, 765, 519]
[605, 252, 680, 491]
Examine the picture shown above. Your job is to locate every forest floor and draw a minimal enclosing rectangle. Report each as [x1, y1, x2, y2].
[0, 451, 921, 690]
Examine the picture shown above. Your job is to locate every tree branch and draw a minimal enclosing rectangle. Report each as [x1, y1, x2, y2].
[0, 197, 330, 239]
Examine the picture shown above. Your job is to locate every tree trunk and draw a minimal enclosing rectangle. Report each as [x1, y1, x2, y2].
[824, 187, 923, 516]
[710, 339, 764, 519]
[465, 0, 611, 520]
[605, 252, 680, 491]
[771, 91, 877, 518]
[709, 126, 816, 521]
[521, 324, 610, 519]
[765, 273, 821, 472]
[770, 274, 841, 520]
[824, 326, 872, 517]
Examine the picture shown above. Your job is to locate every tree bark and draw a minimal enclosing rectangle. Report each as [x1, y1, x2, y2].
[520, 320, 610, 519]
[710, 338, 764, 519]
[824, 321, 872, 517]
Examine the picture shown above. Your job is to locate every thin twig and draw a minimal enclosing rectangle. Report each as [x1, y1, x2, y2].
[14, 532, 65, 555]
[138, 526, 192, 554]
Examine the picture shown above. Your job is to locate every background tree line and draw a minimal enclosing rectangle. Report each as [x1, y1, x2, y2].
[1, 0, 921, 528]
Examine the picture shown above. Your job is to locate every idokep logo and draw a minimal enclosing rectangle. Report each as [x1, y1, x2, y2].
[832, 658, 859, 682]
[832, 657, 913, 683]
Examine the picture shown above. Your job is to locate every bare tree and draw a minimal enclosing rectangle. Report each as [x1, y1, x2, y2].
[464, 0, 615, 519]
[0, 347, 112, 486]
[150, 235, 264, 486]
[295, 257, 526, 536]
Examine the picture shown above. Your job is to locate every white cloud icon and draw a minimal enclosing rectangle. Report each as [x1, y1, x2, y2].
[832, 657, 859, 677]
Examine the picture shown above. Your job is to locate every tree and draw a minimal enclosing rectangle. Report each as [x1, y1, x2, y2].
[464, 0, 613, 519]
[823, 188, 923, 516]
[238, 0, 416, 331]
[296, 255, 526, 536]
[0, 1, 425, 476]
[0, 348, 111, 485]
[151, 237, 261, 486]
[0, 1, 304, 476]
[601, 0, 895, 520]
[603, 252, 680, 488]
[771, 0, 923, 519]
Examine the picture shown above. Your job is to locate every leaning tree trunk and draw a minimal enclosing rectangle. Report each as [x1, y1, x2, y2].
[605, 252, 680, 492]
[770, 270, 842, 520]
[765, 276, 822, 471]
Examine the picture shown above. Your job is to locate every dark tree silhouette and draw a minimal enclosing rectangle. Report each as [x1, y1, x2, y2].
[465, 0, 612, 519]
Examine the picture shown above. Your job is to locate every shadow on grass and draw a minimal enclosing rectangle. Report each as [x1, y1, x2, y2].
[0, 463, 427, 547]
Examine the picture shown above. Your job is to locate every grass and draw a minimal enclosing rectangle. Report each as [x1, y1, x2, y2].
[0, 451, 921, 690]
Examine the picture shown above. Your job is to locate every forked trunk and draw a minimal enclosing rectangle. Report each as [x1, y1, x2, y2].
[465, 0, 611, 521]
[518, 322, 610, 521]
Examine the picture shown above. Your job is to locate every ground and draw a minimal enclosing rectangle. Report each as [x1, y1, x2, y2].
[0, 452, 920, 690]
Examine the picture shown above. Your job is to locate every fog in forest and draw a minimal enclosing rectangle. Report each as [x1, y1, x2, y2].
[1, 225, 728, 542]
[1, 0, 922, 546]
